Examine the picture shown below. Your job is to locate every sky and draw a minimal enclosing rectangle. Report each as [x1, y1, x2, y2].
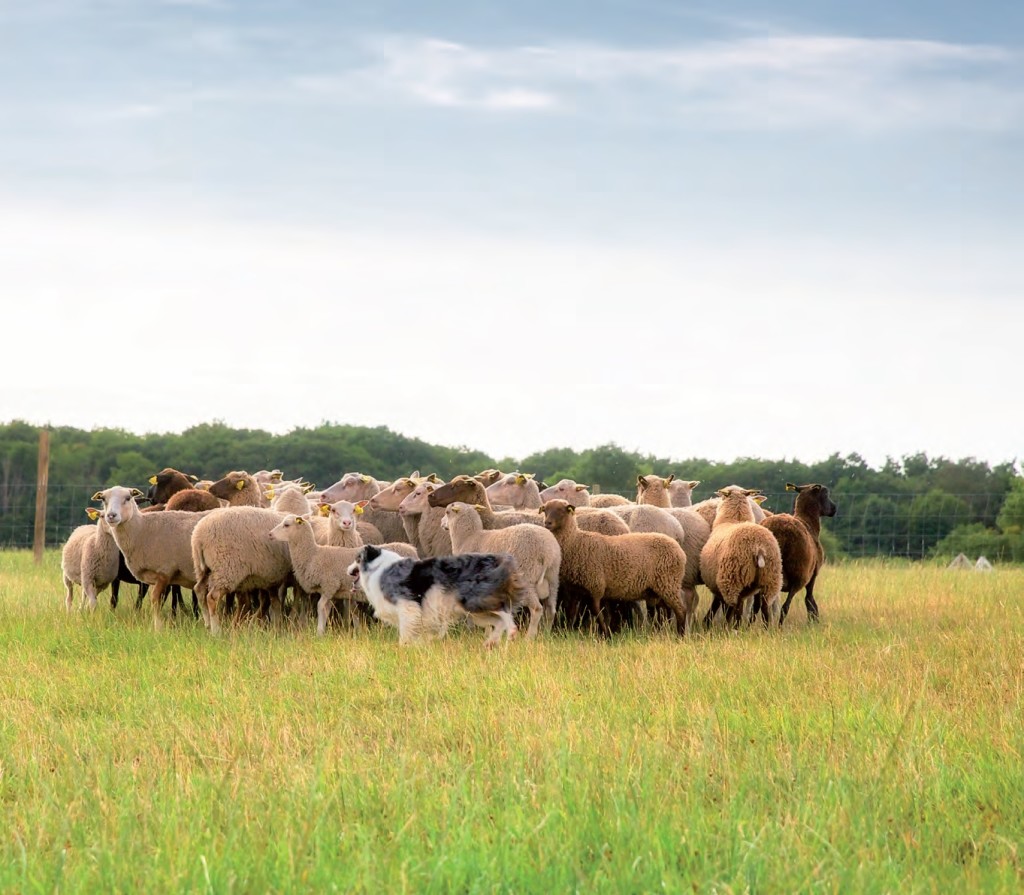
[1, 0, 1021, 470]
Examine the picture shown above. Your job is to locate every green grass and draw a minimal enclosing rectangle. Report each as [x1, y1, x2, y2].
[1, 551, 1022, 893]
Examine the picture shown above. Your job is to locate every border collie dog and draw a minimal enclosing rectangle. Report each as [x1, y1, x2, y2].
[347, 545, 524, 647]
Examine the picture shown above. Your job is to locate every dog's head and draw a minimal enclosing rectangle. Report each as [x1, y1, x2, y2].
[347, 543, 383, 588]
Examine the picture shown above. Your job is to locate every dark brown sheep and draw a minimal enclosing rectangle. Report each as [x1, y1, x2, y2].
[146, 468, 200, 505]
[165, 489, 222, 512]
[208, 470, 262, 506]
[760, 482, 838, 624]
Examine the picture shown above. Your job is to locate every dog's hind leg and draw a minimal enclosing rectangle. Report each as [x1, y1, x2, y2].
[397, 600, 423, 646]
[477, 610, 517, 648]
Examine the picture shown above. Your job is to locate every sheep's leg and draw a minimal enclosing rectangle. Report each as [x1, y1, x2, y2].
[778, 588, 798, 625]
[150, 576, 170, 631]
[680, 584, 701, 637]
[703, 594, 723, 629]
[590, 592, 612, 638]
[64, 577, 74, 612]
[522, 589, 543, 639]
[316, 594, 332, 636]
[83, 582, 99, 612]
[206, 586, 228, 635]
[804, 574, 821, 622]
[194, 580, 210, 629]
[191, 590, 200, 619]
[541, 571, 558, 631]
[135, 583, 148, 610]
[110, 579, 120, 610]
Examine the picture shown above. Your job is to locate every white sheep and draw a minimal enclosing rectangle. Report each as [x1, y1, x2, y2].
[699, 487, 783, 628]
[441, 501, 557, 635]
[326, 472, 414, 543]
[396, 480, 453, 558]
[484, 473, 543, 510]
[189, 506, 294, 634]
[60, 518, 98, 611]
[92, 486, 213, 629]
[538, 479, 592, 506]
[269, 514, 361, 636]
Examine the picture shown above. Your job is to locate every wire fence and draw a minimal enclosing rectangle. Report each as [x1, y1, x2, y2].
[0, 483, 1008, 562]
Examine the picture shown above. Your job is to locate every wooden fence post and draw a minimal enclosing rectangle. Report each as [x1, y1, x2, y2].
[33, 428, 50, 564]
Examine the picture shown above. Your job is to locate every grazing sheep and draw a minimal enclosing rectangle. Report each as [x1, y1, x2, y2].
[441, 501, 557, 635]
[538, 479, 592, 506]
[207, 471, 263, 507]
[190, 506, 298, 633]
[539, 499, 692, 636]
[485, 472, 543, 510]
[760, 482, 838, 625]
[269, 514, 362, 636]
[699, 487, 783, 629]
[92, 486, 212, 629]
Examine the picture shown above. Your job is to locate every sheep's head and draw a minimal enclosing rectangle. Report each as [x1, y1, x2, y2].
[91, 486, 144, 527]
[328, 499, 367, 531]
[636, 474, 674, 508]
[369, 476, 418, 511]
[146, 467, 197, 504]
[538, 479, 591, 506]
[539, 499, 575, 534]
[398, 481, 436, 517]
[427, 475, 484, 509]
[268, 514, 309, 541]
[666, 479, 700, 507]
[473, 469, 503, 487]
[786, 483, 838, 518]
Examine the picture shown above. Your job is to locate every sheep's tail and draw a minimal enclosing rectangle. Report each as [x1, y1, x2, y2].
[191, 539, 210, 595]
[756, 551, 766, 569]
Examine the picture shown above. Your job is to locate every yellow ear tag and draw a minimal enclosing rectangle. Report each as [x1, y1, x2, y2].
[148, 476, 157, 485]
[354, 504, 364, 515]
[295, 516, 304, 525]
[319, 504, 330, 516]
[86, 508, 100, 520]
[235, 479, 246, 490]
[266, 488, 275, 500]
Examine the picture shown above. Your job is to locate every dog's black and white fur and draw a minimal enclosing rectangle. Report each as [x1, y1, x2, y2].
[347, 545, 524, 647]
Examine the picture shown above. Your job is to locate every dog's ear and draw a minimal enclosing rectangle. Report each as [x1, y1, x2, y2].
[362, 544, 381, 564]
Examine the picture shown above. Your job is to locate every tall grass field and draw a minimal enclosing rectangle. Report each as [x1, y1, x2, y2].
[1, 550, 1021, 893]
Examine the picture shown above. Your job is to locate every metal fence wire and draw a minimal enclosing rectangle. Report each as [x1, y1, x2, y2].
[0, 484, 1006, 561]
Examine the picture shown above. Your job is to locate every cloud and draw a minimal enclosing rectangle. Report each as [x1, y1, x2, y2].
[326, 33, 1023, 130]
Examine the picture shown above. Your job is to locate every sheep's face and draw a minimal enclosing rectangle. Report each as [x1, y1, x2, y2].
[427, 476, 481, 509]
[399, 482, 435, 516]
[92, 486, 144, 527]
[268, 514, 308, 541]
[539, 499, 574, 533]
[666, 479, 700, 507]
[538, 479, 591, 507]
[636, 474, 673, 508]
[370, 477, 418, 511]
[208, 472, 252, 501]
[329, 501, 358, 531]
[473, 469, 503, 487]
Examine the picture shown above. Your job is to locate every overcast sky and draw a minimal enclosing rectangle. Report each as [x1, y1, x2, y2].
[2, 0, 1021, 469]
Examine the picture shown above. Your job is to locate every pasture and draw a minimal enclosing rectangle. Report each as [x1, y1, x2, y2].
[0, 551, 1021, 893]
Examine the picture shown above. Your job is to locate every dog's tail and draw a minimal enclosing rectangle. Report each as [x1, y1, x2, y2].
[461, 553, 522, 614]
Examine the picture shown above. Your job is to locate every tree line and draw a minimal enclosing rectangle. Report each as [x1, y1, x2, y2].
[1, 419, 1021, 561]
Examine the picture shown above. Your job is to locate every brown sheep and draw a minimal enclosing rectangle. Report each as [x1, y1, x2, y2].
[165, 489, 222, 512]
[146, 467, 200, 505]
[208, 470, 263, 507]
[539, 499, 692, 637]
[699, 487, 783, 629]
[760, 482, 837, 625]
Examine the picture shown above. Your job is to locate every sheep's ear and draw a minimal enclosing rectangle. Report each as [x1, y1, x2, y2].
[753, 495, 767, 505]
[265, 487, 275, 500]
[742, 488, 760, 496]
[130, 488, 145, 498]
[637, 475, 648, 489]
[318, 503, 330, 516]
[665, 474, 675, 484]
[515, 474, 526, 485]
[688, 480, 701, 489]
[85, 507, 101, 520]
[359, 474, 372, 483]
[270, 471, 283, 482]
[148, 475, 158, 485]
[716, 489, 729, 498]
[294, 515, 305, 525]
[301, 481, 315, 494]
[537, 505, 545, 514]
[525, 473, 534, 480]
[354, 502, 365, 515]
[473, 503, 487, 512]
[91, 490, 105, 501]
[426, 473, 441, 483]
[235, 479, 246, 490]
[575, 484, 589, 491]
[785, 482, 798, 492]
[188, 474, 199, 482]
[409, 470, 420, 479]
[567, 504, 575, 514]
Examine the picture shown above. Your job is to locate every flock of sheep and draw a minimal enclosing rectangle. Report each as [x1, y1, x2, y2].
[61, 467, 838, 644]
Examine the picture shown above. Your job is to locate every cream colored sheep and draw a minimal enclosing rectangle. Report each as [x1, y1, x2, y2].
[266, 482, 314, 516]
[484, 473, 543, 510]
[269, 514, 361, 636]
[441, 501, 557, 635]
[397, 480, 453, 558]
[590, 493, 632, 507]
[189, 505, 293, 634]
[692, 487, 768, 529]
[60, 519, 98, 611]
[538, 479, 592, 506]
[699, 487, 783, 628]
[311, 500, 383, 548]
[79, 510, 123, 610]
[539, 499, 692, 636]
[92, 486, 213, 629]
